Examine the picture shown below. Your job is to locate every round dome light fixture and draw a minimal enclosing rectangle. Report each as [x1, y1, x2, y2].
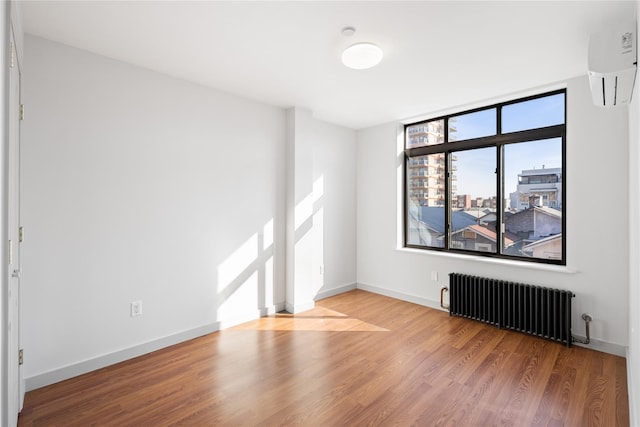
[341, 42, 383, 70]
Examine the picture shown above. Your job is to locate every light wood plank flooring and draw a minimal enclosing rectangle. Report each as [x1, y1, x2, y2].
[18, 290, 629, 426]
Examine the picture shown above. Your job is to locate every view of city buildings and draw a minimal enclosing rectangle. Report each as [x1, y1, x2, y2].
[406, 120, 563, 261]
[510, 167, 562, 211]
[407, 120, 449, 207]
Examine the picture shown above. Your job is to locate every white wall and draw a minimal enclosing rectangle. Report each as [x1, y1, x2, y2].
[628, 5, 639, 424]
[21, 35, 289, 387]
[357, 75, 630, 356]
[308, 111, 357, 299]
[285, 108, 357, 312]
[21, 34, 358, 390]
[629, 79, 639, 427]
[285, 108, 314, 312]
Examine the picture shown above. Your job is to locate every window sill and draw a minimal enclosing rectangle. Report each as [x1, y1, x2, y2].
[395, 247, 577, 274]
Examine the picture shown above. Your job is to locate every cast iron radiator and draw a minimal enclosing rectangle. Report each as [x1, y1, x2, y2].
[447, 273, 575, 347]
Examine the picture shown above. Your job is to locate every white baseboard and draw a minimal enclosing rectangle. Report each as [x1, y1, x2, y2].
[286, 282, 362, 312]
[356, 282, 627, 358]
[572, 339, 627, 358]
[285, 300, 315, 314]
[315, 282, 357, 301]
[25, 304, 280, 391]
[356, 282, 445, 311]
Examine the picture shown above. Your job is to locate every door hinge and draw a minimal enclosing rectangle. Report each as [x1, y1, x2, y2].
[8, 240, 12, 265]
[19, 226, 24, 243]
[10, 40, 15, 68]
[19, 104, 25, 121]
[18, 349, 23, 366]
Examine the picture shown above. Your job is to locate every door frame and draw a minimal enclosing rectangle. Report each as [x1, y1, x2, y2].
[2, 1, 24, 425]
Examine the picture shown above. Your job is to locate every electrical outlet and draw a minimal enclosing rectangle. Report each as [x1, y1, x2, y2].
[431, 271, 438, 281]
[130, 301, 142, 317]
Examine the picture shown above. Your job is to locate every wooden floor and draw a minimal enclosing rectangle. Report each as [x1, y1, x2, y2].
[19, 290, 629, 426]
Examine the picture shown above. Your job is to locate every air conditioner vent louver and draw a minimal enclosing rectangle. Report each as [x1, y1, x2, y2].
[588, 21, 637, 107]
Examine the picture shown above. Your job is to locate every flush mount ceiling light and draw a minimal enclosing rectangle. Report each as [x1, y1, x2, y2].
[341, 42, 383, 70]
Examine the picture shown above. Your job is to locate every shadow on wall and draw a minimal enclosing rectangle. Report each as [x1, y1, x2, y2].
[216, 218, 276, 323]
[294, 175, 325, 298]
[214, 175, 326, 322]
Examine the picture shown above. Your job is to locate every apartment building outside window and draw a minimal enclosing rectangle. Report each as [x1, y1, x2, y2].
[404, 90, 566, 265]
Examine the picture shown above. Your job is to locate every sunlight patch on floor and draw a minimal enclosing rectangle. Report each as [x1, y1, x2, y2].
[231, 306, 389, 332]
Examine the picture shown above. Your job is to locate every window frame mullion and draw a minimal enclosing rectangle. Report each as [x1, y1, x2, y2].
[444, 118, 450, 250]
[496, 105, 503, 256]
[496, 144, 504, 256]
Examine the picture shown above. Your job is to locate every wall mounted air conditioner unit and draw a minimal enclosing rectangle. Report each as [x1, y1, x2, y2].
[588, 21, 637, 107]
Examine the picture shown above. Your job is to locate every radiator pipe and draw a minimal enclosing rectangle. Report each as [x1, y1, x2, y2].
[572, 313, 592, 345]
[440, 287, 449, 310]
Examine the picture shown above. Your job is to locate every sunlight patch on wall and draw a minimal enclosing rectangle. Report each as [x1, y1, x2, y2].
[264, 256, 273, 307]
[217, 233, 258, 293]
[263, 218, 273, 251]
[294, 175, 324, 231]
[313, 175, 324, 204]
[295, 192, 314, 231]
[218, 271, 258, 319]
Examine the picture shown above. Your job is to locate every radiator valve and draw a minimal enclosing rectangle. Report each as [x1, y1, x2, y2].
[572, 313, 592, 345]
[440, 287, 449, 310]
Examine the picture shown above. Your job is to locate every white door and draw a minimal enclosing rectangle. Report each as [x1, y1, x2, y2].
[7, 22, 23, 426]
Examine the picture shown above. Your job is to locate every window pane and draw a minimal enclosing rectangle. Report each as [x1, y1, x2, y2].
[448, 108, 496, 142]
[450, 147, 497, 253]
[502, 93, 565, 133]
[503, 138, 562, 260]
[406, 120, 445, 148]
[406, 154, 445, 247]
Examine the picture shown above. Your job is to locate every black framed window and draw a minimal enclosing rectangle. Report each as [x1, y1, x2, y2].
[404, 90, 566, 265]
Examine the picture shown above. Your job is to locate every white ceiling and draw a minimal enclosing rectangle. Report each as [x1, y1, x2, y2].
[19, 1, 637, 129]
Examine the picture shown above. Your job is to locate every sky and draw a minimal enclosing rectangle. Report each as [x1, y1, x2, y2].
[455, 139, 561, 197]
[452, 93, 563, 197]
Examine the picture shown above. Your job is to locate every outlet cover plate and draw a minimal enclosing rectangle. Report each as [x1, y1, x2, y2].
[131, 301, 142, 317]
